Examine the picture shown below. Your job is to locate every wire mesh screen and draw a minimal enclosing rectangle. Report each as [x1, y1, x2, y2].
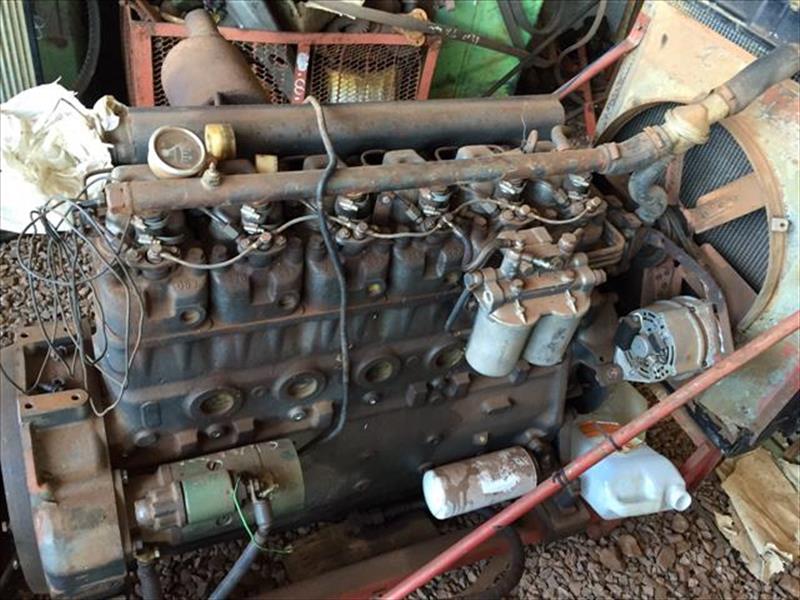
[150, 37, 293, 105]
[308, 44, 424, 103]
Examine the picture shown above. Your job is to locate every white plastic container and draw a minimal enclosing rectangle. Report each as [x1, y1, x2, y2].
[562, 383, 692, 520]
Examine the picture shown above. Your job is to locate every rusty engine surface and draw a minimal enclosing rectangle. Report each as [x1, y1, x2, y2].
[1, 9, 798, 599]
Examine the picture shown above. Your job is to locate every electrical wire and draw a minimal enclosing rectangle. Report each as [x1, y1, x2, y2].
[299, 96, 351, 452]
[6, 194, 144, 417]
[231, 478, 292, 555]
[554, 0, 608, 85]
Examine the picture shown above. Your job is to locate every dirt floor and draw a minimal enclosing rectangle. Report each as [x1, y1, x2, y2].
[1, 239, 798, 599]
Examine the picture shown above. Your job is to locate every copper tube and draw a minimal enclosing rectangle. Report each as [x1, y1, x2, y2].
[383, 310, 800, 599]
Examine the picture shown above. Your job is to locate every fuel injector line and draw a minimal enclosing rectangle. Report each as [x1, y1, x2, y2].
[383, 310, 800, 599]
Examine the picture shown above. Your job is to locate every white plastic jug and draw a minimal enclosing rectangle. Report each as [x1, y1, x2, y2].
[570, 428, 692, 519]
[562, 383, 692, 520]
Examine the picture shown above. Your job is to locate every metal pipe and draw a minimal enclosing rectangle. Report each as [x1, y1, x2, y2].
[106, 96, 565, 164]
[383, 310, 800, 599]
[106, 132, 668, 215]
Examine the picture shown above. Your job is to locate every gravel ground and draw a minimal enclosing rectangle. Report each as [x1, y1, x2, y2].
[1, 238, 797, 599]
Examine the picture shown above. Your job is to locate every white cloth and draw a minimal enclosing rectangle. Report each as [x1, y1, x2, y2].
[0, 83, 120, 232]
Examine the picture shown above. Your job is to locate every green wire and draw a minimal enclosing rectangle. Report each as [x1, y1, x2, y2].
[232, 477, 292, 555]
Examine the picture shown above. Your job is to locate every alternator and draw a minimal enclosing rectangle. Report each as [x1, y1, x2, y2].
[613, 296, 722, 383]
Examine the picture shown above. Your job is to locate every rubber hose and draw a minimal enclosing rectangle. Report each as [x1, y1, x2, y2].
[628, 156, 671, 224]
[73, 0, 101, 96]
[461, 509, 526, 600]
[508, 0, 563, 36]
[209, 527, 269, 600]
[136, 560, 163, 600]
[722, 43, 800, 114]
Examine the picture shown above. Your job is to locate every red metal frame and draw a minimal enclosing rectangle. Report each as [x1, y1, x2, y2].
[555, 12, 650, 139]
[122, 6, 441, 106]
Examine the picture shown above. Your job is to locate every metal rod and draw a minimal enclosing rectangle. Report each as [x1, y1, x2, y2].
[306, 0, 530, 59]
[383, 310, 800, 599]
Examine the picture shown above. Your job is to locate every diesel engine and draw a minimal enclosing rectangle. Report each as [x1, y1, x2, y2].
[1, 11, 797, 597]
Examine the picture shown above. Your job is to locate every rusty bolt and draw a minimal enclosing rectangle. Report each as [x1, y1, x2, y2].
[354, 222, 369, 240]
[558, 233, 578, 255]
[586, 197, 603, 212]
[605, 365, 623, 383]
[201, 162, 222, 188]
[125, 248, 142, 263]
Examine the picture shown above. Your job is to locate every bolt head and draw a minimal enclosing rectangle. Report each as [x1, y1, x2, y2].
[289, 407, 307, 421]
[362, 392, 381, 405]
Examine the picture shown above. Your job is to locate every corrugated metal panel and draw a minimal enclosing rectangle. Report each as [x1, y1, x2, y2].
[614, 103, 769, 292]
[0, 0, 37, 103]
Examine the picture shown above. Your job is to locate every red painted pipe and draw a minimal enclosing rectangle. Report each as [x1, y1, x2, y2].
[384, 311, 800, 599]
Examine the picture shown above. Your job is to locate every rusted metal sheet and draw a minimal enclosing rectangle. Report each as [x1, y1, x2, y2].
[697, 243, 757, 328]
[683, 173, 765, 234]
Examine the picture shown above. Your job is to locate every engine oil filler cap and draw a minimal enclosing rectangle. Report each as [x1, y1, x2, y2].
[147, 126, 207, 179]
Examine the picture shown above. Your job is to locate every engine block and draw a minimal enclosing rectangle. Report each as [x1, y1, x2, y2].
[5, 15, 793, 597]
